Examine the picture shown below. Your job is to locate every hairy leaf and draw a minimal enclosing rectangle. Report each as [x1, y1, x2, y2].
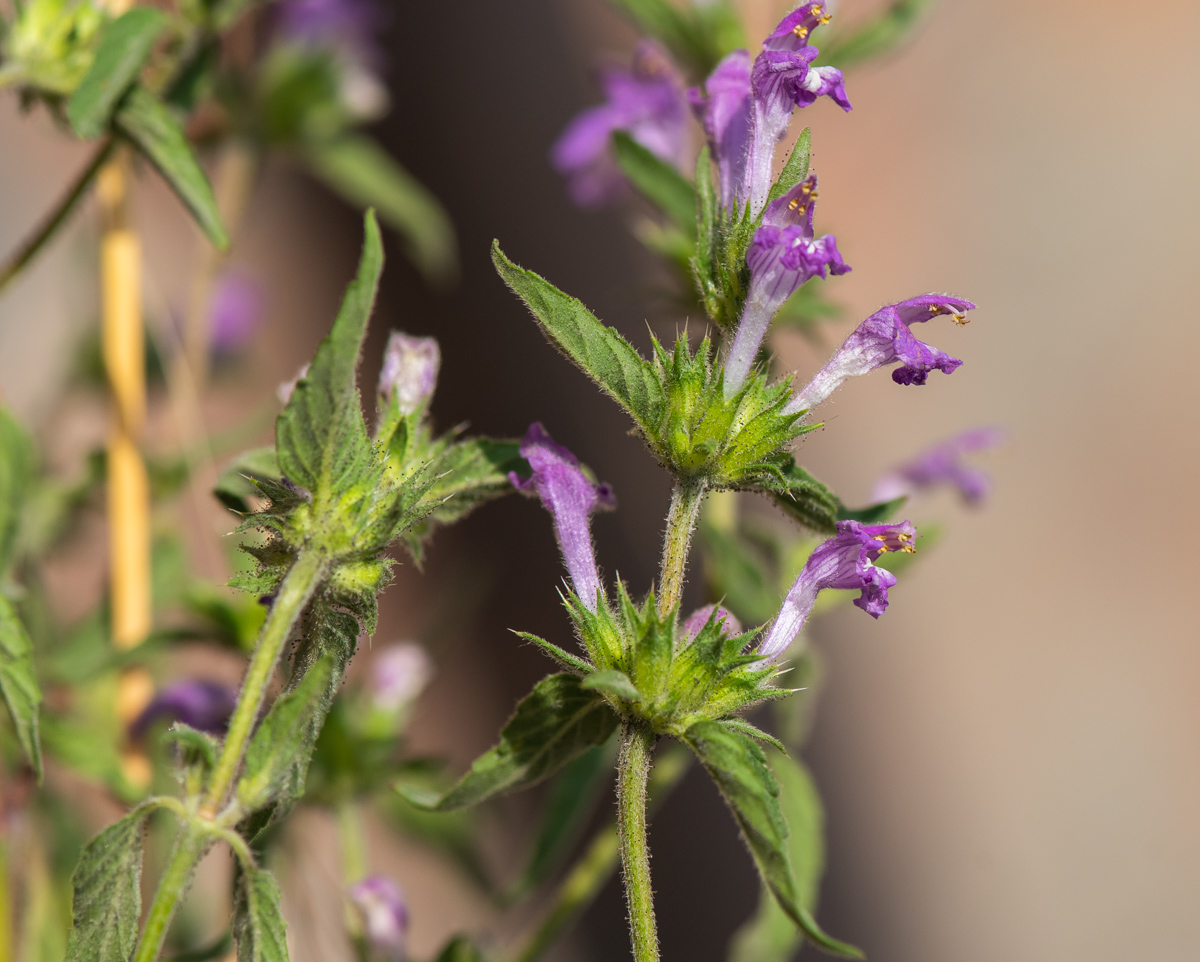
[755, 457, 839, 535]
[685, 720, 861, 959]
[581, 668, 641, 703]
[492, 243, 664, 436]
[63, 807, 151, 962]
[214, 447, 281, 514]
[276, 211, 381, 499]
[238, 655, 335, 812]
[232, 865, 288, 962]
[612, 131, 696, 231]
[425, 438, 522, 526]
[306, 136, 457, 286]
[400, 674, 618, 811]
[68, 8, 166, 139]
[837, 495, 906, 525]
[765, 128, 811, 208]
[116, 87, 229, 248]
[0, 406, 33, 573]
[0, 597, 42, 779]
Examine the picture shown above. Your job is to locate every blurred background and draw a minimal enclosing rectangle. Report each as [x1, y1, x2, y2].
[1, 0, 1198, 960]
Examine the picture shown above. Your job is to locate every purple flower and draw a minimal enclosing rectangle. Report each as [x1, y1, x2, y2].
[131, 680, 237, 737]
[757, 520, 917, 661]
[349, 875, 408, 958]
[277, 0, 385, 65]
[786, 294, 975, 414]
[688, 50, 752, 212]
[873, 427, 1005, 505]
[209, 272, 264, 355]
[370, 643, 433, 714]
[723, 174, 849, 396]
[378, 332, 440, 415]
[681, 604, 742, 643]
[551, 41, 688, 208]
[509, 423, 615, 612]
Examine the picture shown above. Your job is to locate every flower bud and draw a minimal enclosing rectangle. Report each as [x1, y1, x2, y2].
[370, 644, 433, 715]
[378, 332, 440, 415]
[349, 875, 408, 958]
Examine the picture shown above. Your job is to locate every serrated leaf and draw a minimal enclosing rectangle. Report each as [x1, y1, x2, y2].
[425, 438, 523, 525]
[0, 406, 34, 573]
[611, 131, 696, 231]
[67, 7, 166, 139]
[818, 0, 934, 68]
[685, 720, 861, 959]
[756, 457, 839, 535]
[232, 865, 288, 962]
[765, 128, 811, 208]
[729, 753, 826, 962]
[115, 86, 229, 248]
[238, 655, 335, 812]
[215, 447, 281, 514]
[517, 632, 594, 675]
[276, 211, 380, 499]
[305, 135, 457, 286]
[581, 668, 641, 703]
[0, 597, 42, 779]
[63, 807, 151, 962]
[837, 496, 906, 525]
[399, 674, 618, 811]
[492, 243, 664, 436]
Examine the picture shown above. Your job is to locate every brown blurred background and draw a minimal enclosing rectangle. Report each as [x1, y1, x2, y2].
[2, 0, 1199, 959]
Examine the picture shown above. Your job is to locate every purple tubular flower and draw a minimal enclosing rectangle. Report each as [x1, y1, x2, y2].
[349, 875, 409, 957]
[552, 41, 688, 208]
[688, 50, 753, 212]
[209, 272, 263, 354]
[509, 424, 616, 612]
[723, 174, 849, 396]
[873, 427, 1005, 505]
[757, 520, 917, 661]
[131, 680, 237, 737]
[681, 603, 742, 643]
[763, 3, 835, 52]
[786, 294, 976, 414]
[378, 332, 440, 415]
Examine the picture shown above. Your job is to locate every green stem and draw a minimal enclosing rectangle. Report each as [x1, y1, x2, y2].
[616, 723, 658, 962]
[131, 826, 209, 962]
[204, 550, 326, 814]
[657, 480, 706, 618]
[0, 136, 116, 295]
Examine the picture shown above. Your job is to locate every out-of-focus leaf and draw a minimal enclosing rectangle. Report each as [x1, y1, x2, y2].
[699, 521, 781, 627]
[231, 864, 288, 962]
[612, 130, 696, 231]
[432, 935, 485, 962]
[0, 596, 41, 778]
[605, 0, 745, 77]
[837, 496, 906, 525]
[0, 406, 34, 573]
[819, 0, 935, 68]
[399, 674, 618, 812]
[115, 87, 229, 248]
[306, 136, 457, 286]
[214, 447, 281, 515]
[67, 7, 166, 139]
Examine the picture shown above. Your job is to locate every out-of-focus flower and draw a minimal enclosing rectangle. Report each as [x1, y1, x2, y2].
[209, 272, 264, 355]
[378, 332, 440, 415]
[756, 520, 916, 661]
[509, 423, 616, 612]
[687, 50, 752, 212]
[786, 294, 975, 414]
[370, 643, 433, 715]
[131, 680, 237, 737]
[551, 41, 689, 207]
[723, 174, 849, 396]
[349, 875, 409, 958]
[277, 362, 310, 405]
[681, 603, 742, 642]
[873, 427, 1005, 505]
[277, 0, 385, 65]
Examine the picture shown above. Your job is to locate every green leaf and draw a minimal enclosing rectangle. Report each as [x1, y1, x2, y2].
[492, 243, 664, 436]
[432, 935, 484, 962]
[605, 0, 743, 76]
[63, 807, 151, 962]
[819, 0, 935, 69]
[0, 597, 42, 779]
[276, 210, 381, 498]
[837, 496, 906, 525]
[581, 668, 641, 703]
[517, 631, 594, 675]
[306, 136, 458, 286]
[765, 128, 811, 208]
[698, 521, 781, 627]
[115, 86, 229, 248]
[238, 655, 335, 812]
[685, 720, 861, 959]
[214, 447, 281, 514]
[729, 753, 826, 962]
[399, 674, 618, 811]
[611, 131, 696, 232]
[425, 438, 522, 526]
[0, 406, 34, 573]
[67, 8, 166, 139]
[232, 865, 288, 962]
[756, 457, 839, 535]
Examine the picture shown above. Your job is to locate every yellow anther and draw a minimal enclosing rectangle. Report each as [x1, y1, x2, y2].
[801, 182, 813, 194]
[793, 25, 809, 38]
[788, 197, 801, 210]
[952, 312, 970, 326]
[929, 304, 942, 313]
[809, 188, 819, 200]
[818, 13, 832, 25]
[810, 4, 823, 15]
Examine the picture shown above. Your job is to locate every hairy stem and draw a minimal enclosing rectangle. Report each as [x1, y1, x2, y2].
[0, 136, 116, 295]
[657, 480, 706, 618]
[617, 723, 658, 962]
[131, 826, 209, 962]
[203, 550, 326, 815]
